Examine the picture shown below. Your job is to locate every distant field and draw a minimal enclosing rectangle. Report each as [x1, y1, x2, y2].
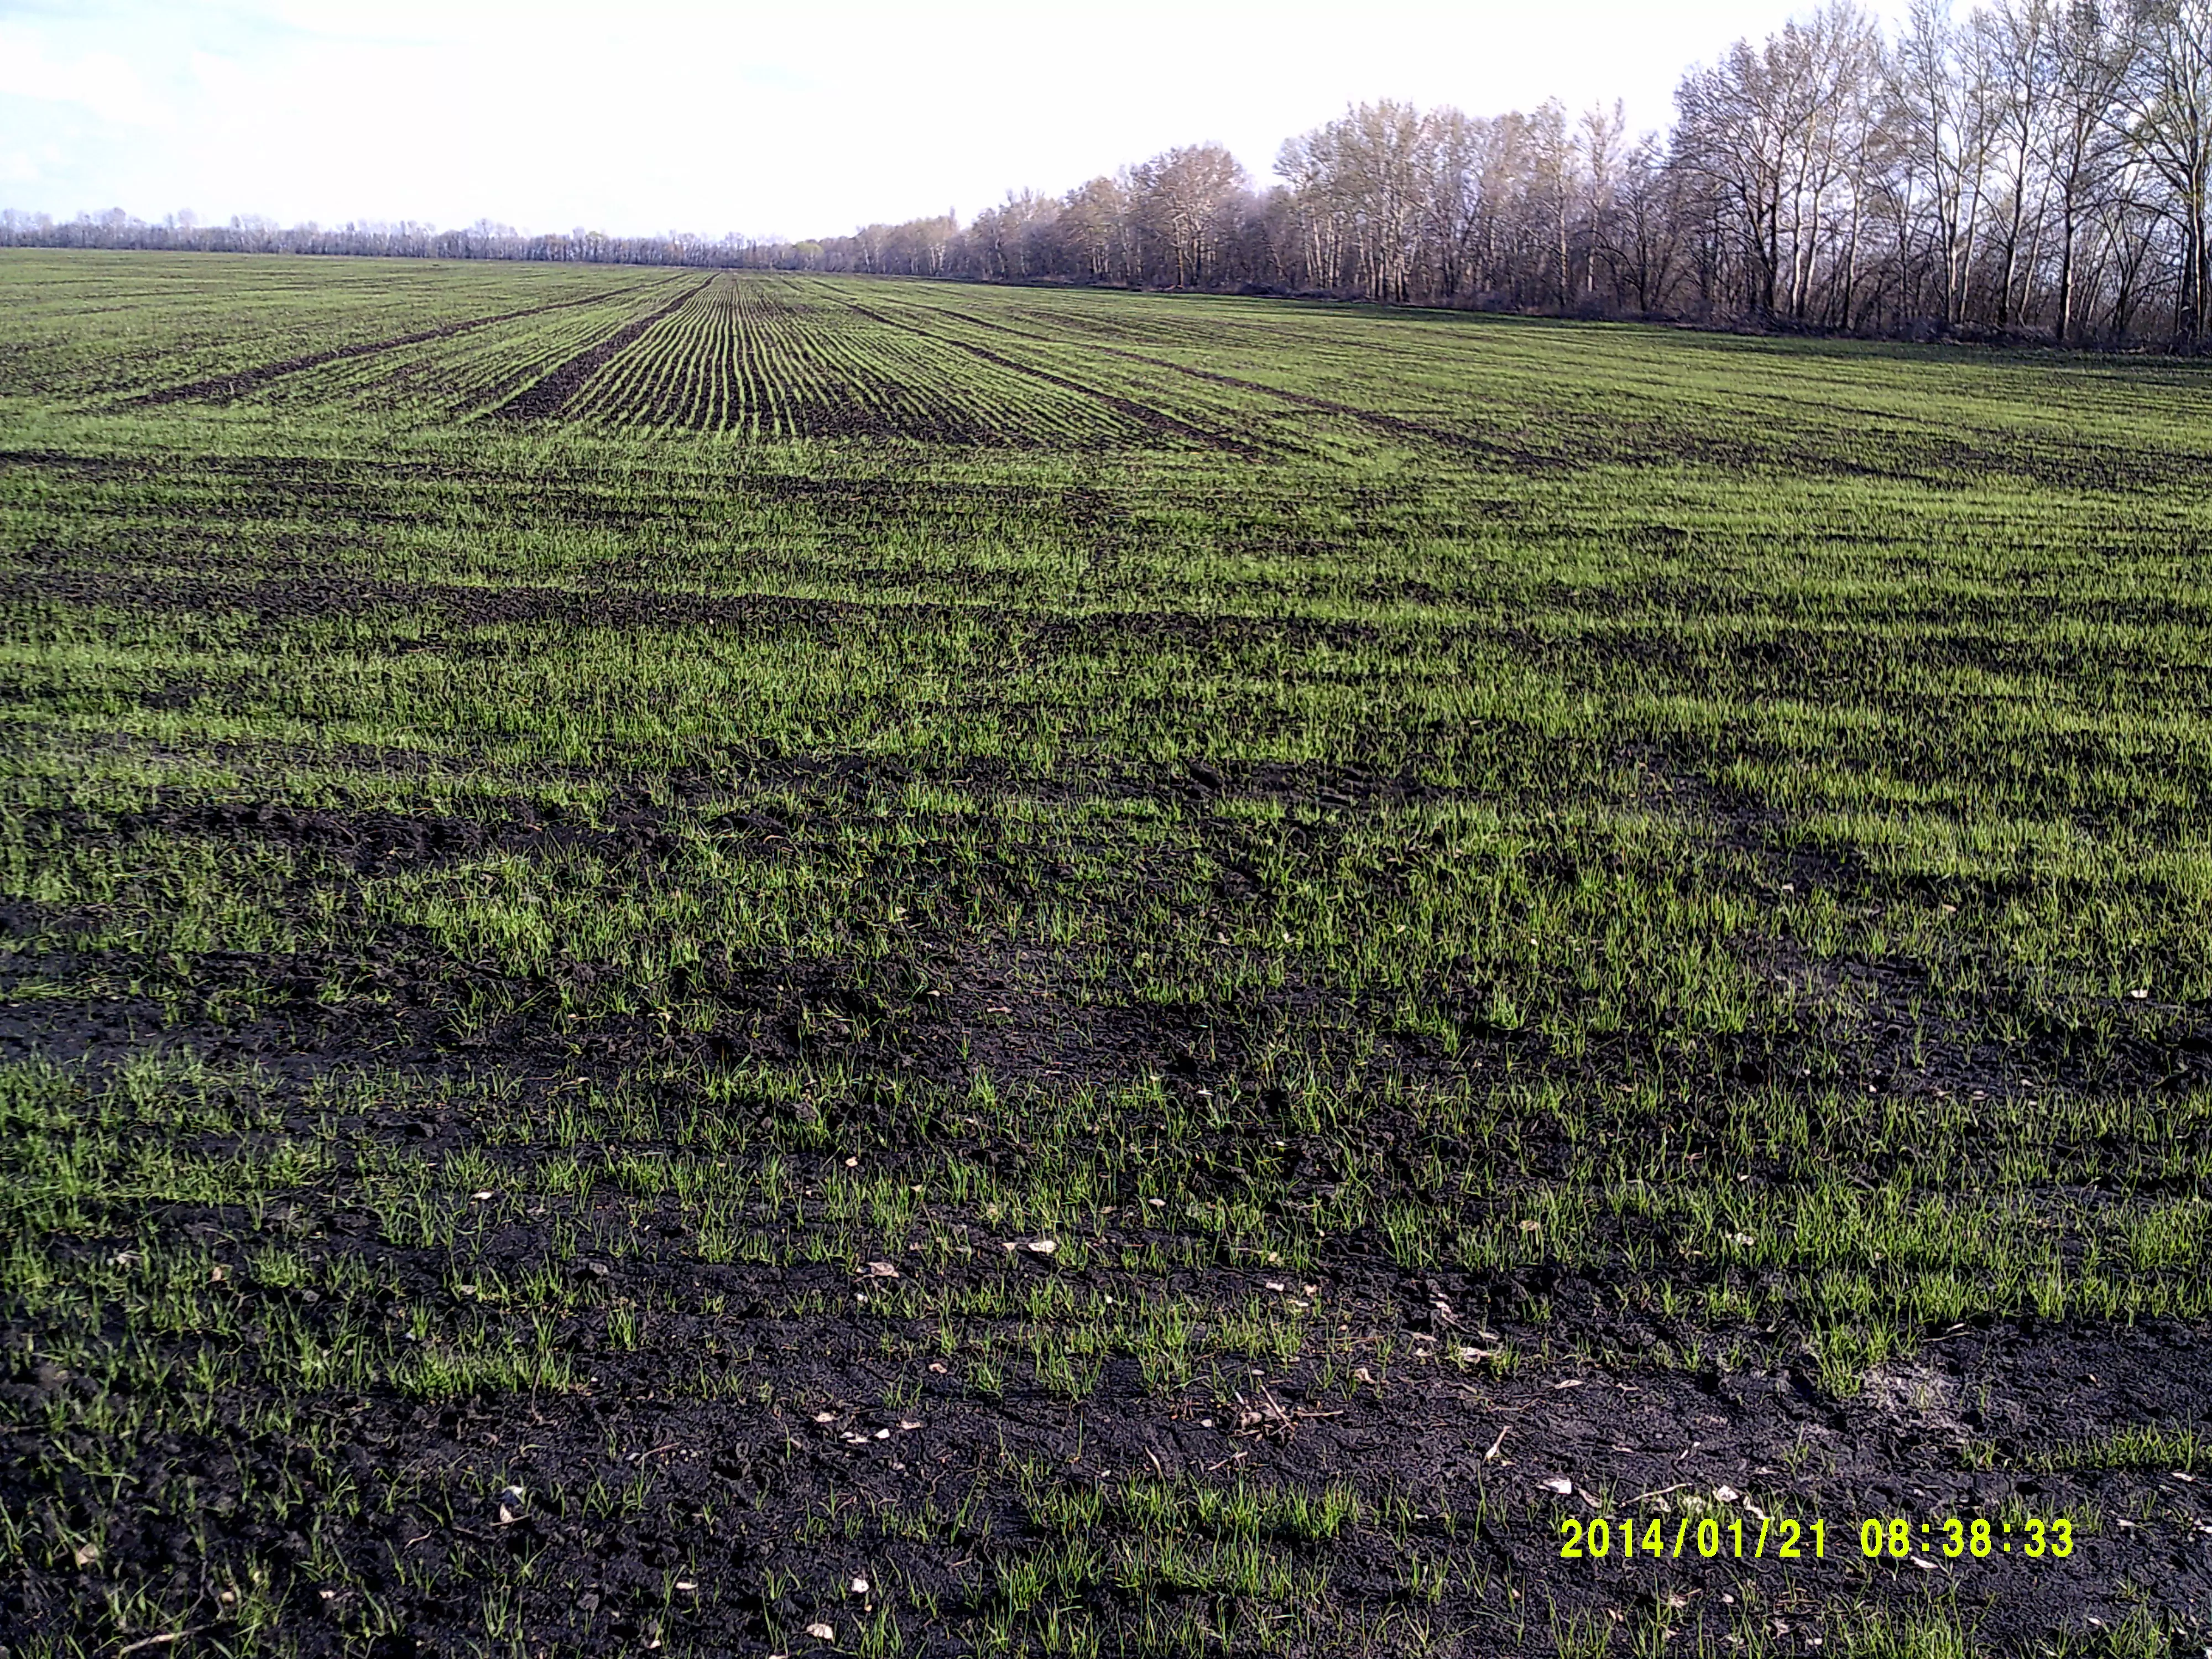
[3, 249, 2209, 1657]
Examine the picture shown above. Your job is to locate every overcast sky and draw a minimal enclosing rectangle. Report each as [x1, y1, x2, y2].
[2, 0, 1897, 241]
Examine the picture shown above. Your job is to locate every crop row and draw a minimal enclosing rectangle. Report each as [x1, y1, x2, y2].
[233, 276, 699, 418]
[0, 255, 653, 405]
[541, 274, 1202, 445]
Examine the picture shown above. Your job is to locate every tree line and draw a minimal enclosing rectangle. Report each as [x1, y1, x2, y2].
[0, 210, 796, 272]
[13, 0, 2212, 346]
[828, 0, 2212, 347]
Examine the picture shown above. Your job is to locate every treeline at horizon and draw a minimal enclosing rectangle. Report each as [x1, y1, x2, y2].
[12, 0, 2212, 349]
[0, 211, 792, 274]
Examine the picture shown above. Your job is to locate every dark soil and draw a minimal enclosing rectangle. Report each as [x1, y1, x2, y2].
[8, 1252, 2206, 1656]
[490, 280, 714, 421]
[3, 770, 2209, 1656]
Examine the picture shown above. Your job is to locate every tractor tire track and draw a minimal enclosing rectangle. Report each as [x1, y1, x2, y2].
[833, 295, 1267, 457]
[904, 298, 1558, 466]
[488, 278, 715, 421]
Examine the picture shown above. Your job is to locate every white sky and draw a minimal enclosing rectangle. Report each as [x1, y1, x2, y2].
[1, 0, 1898, 241]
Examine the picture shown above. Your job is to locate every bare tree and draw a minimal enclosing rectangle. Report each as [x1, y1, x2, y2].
[1673, 27, 1807, 315]
[1060, 177, 1129, 282]
[1133, 144, 1246, 288]
[1598, 138, 1686, 310]
[1579, 101, 1629, 296]
[1890, 0, 1999, 325]
[2121, 0, 2212, 338]
[1418, 109, 1488, 301]
[1980, 0, 2054, 324]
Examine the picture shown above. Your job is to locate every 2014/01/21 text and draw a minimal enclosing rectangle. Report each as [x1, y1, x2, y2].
[1559, 1515, 2075, 1563]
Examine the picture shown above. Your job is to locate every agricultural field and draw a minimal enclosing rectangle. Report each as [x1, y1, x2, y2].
[2, 248, 2210, 1657]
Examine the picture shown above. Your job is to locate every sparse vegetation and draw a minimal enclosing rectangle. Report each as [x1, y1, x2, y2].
[1, 249, 2208, 1654]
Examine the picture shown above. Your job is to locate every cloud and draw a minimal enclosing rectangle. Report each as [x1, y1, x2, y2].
[0, 24, 168, 125]
[187, 50, 255, 100]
